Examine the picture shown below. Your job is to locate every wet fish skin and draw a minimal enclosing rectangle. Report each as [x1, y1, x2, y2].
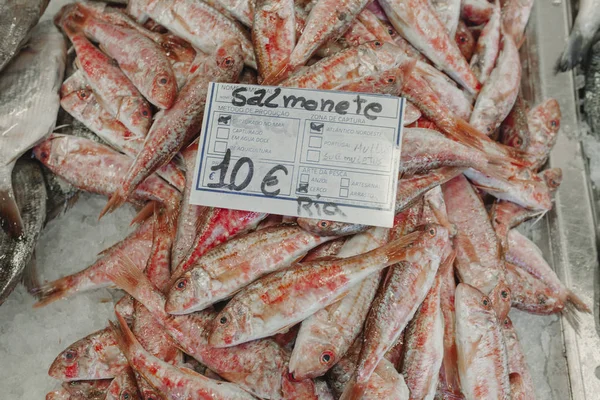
[500, 93, 530, 152]
[110, 311, 257, 400]
[102, 40, 244, 216]
[430, 0, 461, 36]
[289, 228, 389, 380]
[253, 0, 296, 80]
[104, 368, 142, 400]
[501, 0, 534, 48]
[470, 35, 521, 136]
[0, 21, 65, 237]
[555, 0, 600, 71]
[469, 2, 500, 85]
[0, 159, 47, 303]
[460, 0, 493, 25]
[505, 262, 566, 315]
[380, 0, 481, 94]
[0, 0, 49, 72]
[209, 227, 445, 347]
[62, 379, 112, 399]
[584, 40, 600, 135]
[525, 98, 561, 171]
[501, 317, 536, 399]
[48, 327, 129, 381]
[165, 225, 332, 314]
[454, 20, 475, 62]
[455, 283, 511, 400]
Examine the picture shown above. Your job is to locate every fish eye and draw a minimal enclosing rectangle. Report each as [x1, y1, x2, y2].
[374, 41, 382, 47]
[219, 316, 228, 324]
[550, 120, 558, 128]
[504, 318, 510, 326]
[122, 391, 130, 400]
[158, 77, 168, 85]
[387, 27, 394, 35]
[459, 35, 467, 43]
[319, 221, 329, 228]
[77, 90, 87, 100]
[64, 350, 77, 360]
[501, 290, 509, 299]
[387, 77, 395, 83]
[221, 56, 234, 67]
[142, 109, 149, 117]
[482, 297, 490, 307]
[176, 278, 187, 290]
[515, 137, 522, 146]
[320, 350, 334, 365]
[428, 227, 436, 237]
[550, 179, 558, 187]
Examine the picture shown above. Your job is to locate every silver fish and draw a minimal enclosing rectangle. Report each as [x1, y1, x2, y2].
[584, 39, 600, 135]
[0, 0, 49, 72]
[0, 158, 47, 304]
[0, 21, 65, 237]
[556, 0, 600, 71]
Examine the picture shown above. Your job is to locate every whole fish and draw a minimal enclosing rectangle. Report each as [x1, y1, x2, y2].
[455, 20, 476, 62]
[110, 311, 257, 400]
[0, 21, 65, 237]
[172, 208, 267, 277]
[555, 0, 600, 71]
[455, 283, 511, 400]
[209, 228, 444, 347]
[105, 368, 141, 400]
[64, 4, 177, 109]
[33, 136, 181, 212]
[263, 0, 370, 84]
[165, 225, 332, 314]
[584, 39, 600, 135]
[430, 0, 461, 36]
[102, 40, 244, 216]
[470, 35, 521, 136]
[48, 327, 129, 381]
[379, 0, 481, 94]
[0, 159, 47, 304]
[127, 0, 256, 68]
[443, 174, 504, 296]
[108, 260, 314, 399]
[32, 218, 153, 307]
[59, 71, 185, 190]
[0, 0, 49, 72]
[506, 229, 590, 315]
[349, 243, 450, 391]
[501, 317, 536, 399]
[501, 0, 534, 48]
[253, 0, 295, 80]
[460, 0, 493, 24]
[470, 1, 501, 85]
[524, 98, 561, 171]
[62, 380, 112, 399]
[401, 266, 445, 399]
[499, 93, 530, 151]
[55, 18, 153, 138]
[288, 228, 389, 380]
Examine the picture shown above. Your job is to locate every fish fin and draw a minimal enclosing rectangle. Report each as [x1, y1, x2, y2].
[31, 275, 76, 307]
[471, 182, 509, 194]
[383, 230, 422, 264]
[339, 375, 367, 400]
[130, 201, 156, 226]
[447, 118, 490, 151]
[555, 28, 588, 72]
[0, 162, 23, 238]
[99, 189, 128, 220]
[110, 310, 138, 355]
[566, 289, 591, 314]
[454, 233, 481, 264]
[562, 300, 582, 333]
[439, 250, 457, 275]
[261, 58, 296, 85]
[106, 254, 153, 300]
[22, 253, 41, 294]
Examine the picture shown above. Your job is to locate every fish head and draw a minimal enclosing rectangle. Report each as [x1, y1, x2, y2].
[540, 168, 562, 193]
[121, 97, 152, 136]
[288, 334, 338, 380]
[48, 328, 122, 380]
[489, 276, 512, 321]
[150, 70, 177, 110]
[33, 136, 73, 169]
[208, 301, 252, 347]
[60, 88, 95, 115]
[455, 283, 495, 320]
[214, 39, 245, 81]
[165, 268, 212, 314]
[412, 224, 450, 256]
[538, 99, 561, 135]
[297, 218, 365, 237]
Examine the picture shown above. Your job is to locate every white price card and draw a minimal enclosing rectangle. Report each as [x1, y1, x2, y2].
[190, 82, 405, 228]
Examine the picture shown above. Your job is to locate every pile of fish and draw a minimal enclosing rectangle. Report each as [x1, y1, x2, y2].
[0, 0, 591, 399]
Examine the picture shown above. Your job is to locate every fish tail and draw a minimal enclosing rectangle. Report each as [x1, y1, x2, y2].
[99, 189, 128, 220]
[562, 300, 582, 333]
[22, 255, 41, 295]
[0, 162, 23, 238]
[446, 116, 489, 152]
[566, 289, 591, 314]
[382, 230, 422, 264]
[261, 58, 296, 85]
[107, 254, 148, 299]
[31, 275, 78, 307]
[131, 201, 156, 225]
[555, 28, 589, 72]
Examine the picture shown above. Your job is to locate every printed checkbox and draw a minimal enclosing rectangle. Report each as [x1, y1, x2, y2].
[306, 150, 320, 162]
[310, 122, 324, 133]
[297, 183, 309, 193]
[308, 136, 322, 148]
[340, 178, 350, 187]
[339, 188, 349, 197]
[214, 141, 228, 153]
[216, 127, 230, 139]
[300, 173, 310, 183]
[218, 114, 232, 125]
